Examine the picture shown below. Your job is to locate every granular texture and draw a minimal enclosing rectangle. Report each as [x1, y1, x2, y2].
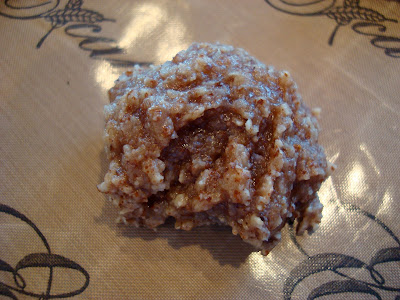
[98, 43, 334, 254]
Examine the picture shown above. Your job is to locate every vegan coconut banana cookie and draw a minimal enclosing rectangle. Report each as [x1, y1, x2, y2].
[98, 43, 334, 254]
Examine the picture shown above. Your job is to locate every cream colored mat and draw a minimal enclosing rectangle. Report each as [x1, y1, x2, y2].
[1, 0, 399, 299]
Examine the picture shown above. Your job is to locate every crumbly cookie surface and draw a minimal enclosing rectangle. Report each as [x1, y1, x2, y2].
[98, 43, 333, 254]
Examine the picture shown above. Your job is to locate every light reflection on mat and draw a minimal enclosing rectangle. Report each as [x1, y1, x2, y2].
[118, 2, 191, 64]
[94, 61, 121, 93]
[347, 162, 367, 197]
[118, 3, 163, 49]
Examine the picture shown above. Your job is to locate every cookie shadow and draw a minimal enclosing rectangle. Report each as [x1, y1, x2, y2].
[96, 149, 255, 267]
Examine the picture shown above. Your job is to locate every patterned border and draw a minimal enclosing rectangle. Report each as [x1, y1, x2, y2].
[0, 204, 90, 299]
[265, 0, 400, 58]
